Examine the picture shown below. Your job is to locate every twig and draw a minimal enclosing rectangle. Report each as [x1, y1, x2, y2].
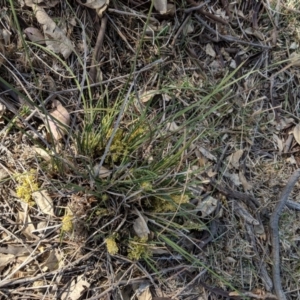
[194, 15, 271, 49]
[108, 8, 159, 23]
[269, 169, 300, 300]
[0, 253, 92, 288]
[210, 178, 260, 211]
[186, 0, 228, 25]
[66, 19, 89, 147]
[252, 1, 261, 29]
[89, 15, 107, 84]
[171, 13, 192, 46]
[31, 58, 164, 111]
[286, 199, 300, 211]
[183, 0, 210, 13]
[199, 219, 218, 248]
[214, 143, 229, 173]
[220, 0, 231, 20]
[274, 0, 281, 28]
[172, 270, 207, 297]
[234, 201, 259, 225]
[245, 223, 273, 291]
[198, 8, 228, 25]
[0, 80, 20, 105]
[283, 134, 293, 154]
[106, 13, 135, 54]
[199, 281, 243, 299]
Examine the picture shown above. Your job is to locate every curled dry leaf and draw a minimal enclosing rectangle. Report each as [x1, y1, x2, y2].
[0, 245, 32, 256]
[207, 167, 217, 178]
[230, 59, 237, 69]
[0, 254, 15, 271]
[0, 166, 9, 181]
[139, 89, 160, 103]
[197, 196, 218, 217]
[77, 0, 109, 17]
[184, 24, 194, 35]
[34, 5, 73, 58]
[166, 121, 179, 132]
[153, 0, 167, 14]
[198, 146, 217, 162]
[0, 103, 6, 123]
[45, 100, 70, 141]
[286, 156, 297, 165]
[290, 42, 298, 50]
[195, 148, 209, 168]
[254, 222, 266, 239]
[35, 221, 51, 235]
[228, 149, 243, 169]
[224, 171, 241, 187]
[1, 29, 11, 45]
[32, 190, 54, 216]
[293, 123, 300, 145]
[34, 147, 51, 161]
[93, 164, 112, 178]
[41, 250, 59, 271]
[244, 27, 264, 40]
[24, 0, 59, 8]
[166, 3, 176, 15]
[18, 209, 37, 240]
[61, 274, 90, 300]
[133, 213, 150, 239]
[206, 44, 216, 57]
[239, 170, 252, 191]
[24, 27, 45, 44]
[137, 284, 152, 300]
[289, 52, 300, 67]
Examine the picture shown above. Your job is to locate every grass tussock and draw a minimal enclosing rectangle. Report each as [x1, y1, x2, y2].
[1, 0, 300, 299]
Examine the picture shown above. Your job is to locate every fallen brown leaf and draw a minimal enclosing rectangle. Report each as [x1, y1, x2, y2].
[293, 123, 300, 145]
[32, 190, 54, 216]
[153, 0, 167, 14]
[228, 149, 243, 169]
[24, 27, 45, 44]
[133, 214, 150, 239]
[45, 100, 70, 141]
[77, 0, 109, 17]
[34, 5, 74, 58]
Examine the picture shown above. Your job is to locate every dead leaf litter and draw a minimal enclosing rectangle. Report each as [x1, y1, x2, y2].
[1, 0, 300, 299]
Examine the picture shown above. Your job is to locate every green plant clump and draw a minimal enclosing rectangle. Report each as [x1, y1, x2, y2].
[152, 194, 190, 212]
[15, 169, 39, 206]
[128, 237, 151, 260]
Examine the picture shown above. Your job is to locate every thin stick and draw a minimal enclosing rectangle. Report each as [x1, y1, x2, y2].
[89, 15, 108, 83]
[269, 169, 300, 300]
[286, 200, 300, 211]
[195, 15, 271, 49]
[183, 0, 210, 13]
[186, 0, 228, 25]
[171, 13, 191, 46]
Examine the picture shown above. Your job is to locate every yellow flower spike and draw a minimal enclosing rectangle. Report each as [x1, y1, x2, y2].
[15, 169, 39, 206]
[105, 237, 119, 255]
[61, 214, 73, 232]
[140, 181, 153, 191]
[61, 207, 74, 233]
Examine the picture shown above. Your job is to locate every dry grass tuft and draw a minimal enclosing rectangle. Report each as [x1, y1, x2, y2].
[1, 0, 300, 299]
